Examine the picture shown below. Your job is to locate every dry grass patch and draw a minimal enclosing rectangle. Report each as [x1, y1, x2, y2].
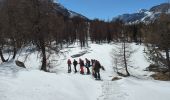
[151, 72, 170, 81]
[112, 76, 122, 81]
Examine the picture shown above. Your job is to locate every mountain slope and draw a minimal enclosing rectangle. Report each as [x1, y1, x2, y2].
[150, 3, 170, 12]
[113, 3, 170, 24]
[54, 3, 88, 20]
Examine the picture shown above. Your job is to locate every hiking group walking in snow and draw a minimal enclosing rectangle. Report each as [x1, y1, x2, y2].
[67, 58, 103, 80]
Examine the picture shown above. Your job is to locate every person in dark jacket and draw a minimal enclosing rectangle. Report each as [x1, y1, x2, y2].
[85, 58, 91, 74]
[73, 59, 78, 73]
[67, 59, 72, 73]
[93, 60, 101, 80]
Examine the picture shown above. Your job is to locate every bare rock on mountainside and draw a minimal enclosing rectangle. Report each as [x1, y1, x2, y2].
[71, 50, 89, 58]
[15, 60, 26, 68]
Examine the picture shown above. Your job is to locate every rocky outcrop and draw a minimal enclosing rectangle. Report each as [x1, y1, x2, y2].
[15, 60, 26, 68]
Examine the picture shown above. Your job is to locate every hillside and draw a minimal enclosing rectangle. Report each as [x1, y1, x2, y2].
[1, 43, 170, 100]
[54, 3, 88, 20]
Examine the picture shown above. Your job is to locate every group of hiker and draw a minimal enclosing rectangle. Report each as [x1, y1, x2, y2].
[67, 58, 103, 80]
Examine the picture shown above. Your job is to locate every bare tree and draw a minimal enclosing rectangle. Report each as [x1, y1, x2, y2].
[111, 30, 135, 76]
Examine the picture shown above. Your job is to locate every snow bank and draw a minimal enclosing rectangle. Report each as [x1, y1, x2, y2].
[0, 67, 101, 100]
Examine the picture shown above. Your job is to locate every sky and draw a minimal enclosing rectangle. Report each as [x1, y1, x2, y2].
[57, 0, 167, 20]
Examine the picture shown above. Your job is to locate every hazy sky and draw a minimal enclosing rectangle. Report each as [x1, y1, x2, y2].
[57, 0, 167, 20]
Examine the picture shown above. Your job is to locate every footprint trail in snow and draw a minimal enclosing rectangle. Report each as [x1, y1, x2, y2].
[98, 80, 129, 100]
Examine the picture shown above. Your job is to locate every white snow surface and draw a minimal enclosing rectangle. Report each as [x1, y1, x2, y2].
[0, 43, 170, 100]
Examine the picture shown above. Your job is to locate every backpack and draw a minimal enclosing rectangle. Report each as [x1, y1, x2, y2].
[73, 60, 77, 65]
[87, 60, 91, 67]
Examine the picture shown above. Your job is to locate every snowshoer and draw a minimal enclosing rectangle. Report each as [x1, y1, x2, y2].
[85, 58, 91, 74]
[73, 59, 78, 73]
[79, 58, 84, 74]
[93, 60, 101, 80]
[92, 59, 96, 77]
[67, 59, 72, 73]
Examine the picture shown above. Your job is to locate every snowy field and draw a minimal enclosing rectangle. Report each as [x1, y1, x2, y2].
[0, 43, 170, 100]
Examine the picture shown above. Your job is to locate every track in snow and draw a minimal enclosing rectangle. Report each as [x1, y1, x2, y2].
[98, 80, 129, 100]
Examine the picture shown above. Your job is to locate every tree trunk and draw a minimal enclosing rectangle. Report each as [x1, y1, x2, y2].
[139, 33, 142, 45]
[0, 49, 8, 62]
[12, 46, 17, 59]
[40, 39, 47, 72]
[165, 49, 170, 77]
[123, 41, 130, 76]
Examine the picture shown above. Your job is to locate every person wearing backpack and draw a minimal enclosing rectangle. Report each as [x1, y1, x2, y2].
[94, 60, 101, 80]
[85, 58, 91, 74]
[79, 58, 84, 74]
[67, 59, 72, 73]
[73, 59, 78, 73]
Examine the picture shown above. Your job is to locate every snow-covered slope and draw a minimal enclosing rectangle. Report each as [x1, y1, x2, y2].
[0, 43, 170, 100]
[113, 3, 170, 24]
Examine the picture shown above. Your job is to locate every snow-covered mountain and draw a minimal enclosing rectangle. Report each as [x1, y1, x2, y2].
[53, 3, 89, 20]
[113, 3, 170, 24]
